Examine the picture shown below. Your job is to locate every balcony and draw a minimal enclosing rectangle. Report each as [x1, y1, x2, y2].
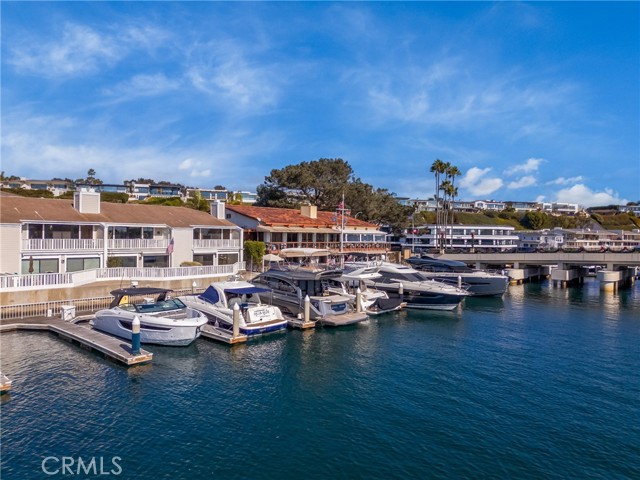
[22, 239, 104, 251]
[107, 239, 169, 250]
[193, 239, 241, 249]
[265, 241, 390, 254]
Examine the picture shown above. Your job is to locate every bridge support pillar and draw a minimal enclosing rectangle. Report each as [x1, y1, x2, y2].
[505, 268, 525, 285]
[551, 268, 582, 288]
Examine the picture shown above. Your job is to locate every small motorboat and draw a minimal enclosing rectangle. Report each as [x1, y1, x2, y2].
[93, 287, 208, 346]
[178, 280, 288, 336]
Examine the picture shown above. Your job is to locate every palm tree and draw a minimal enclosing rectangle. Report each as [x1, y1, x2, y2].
[445, 165, 461, 248]
[430, 159, 447, 249]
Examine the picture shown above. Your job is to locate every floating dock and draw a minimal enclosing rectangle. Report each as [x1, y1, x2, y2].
[199, 324, 247, 344]
[318, 311, 369, 327]
[0, 372, 11, 394]
[286, 316, 317, 329]
[0, 320, 152, 367]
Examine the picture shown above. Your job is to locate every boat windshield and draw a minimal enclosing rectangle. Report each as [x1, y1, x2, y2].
[131, 298, 187, 314]
[380, 271, 424, 282]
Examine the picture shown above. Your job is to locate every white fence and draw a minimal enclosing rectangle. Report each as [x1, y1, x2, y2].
[22, 239, 104, 251]
[193, 239, 241, 249]
[107, 238, 169, 249]
[0, 262, 245, 292]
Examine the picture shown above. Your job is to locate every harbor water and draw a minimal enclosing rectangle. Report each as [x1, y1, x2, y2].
[1, 279, 639, 479]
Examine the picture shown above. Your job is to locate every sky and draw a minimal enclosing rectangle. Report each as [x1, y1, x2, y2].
[1, 1, 639, 208]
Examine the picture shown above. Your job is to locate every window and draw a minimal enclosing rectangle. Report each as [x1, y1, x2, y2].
[67, 257, 100, 272]
[21, 258, 59, 274]
[143, 255, 169, 268]
[27, 224, 44, 239]
[193, 254, 215, 266]
[218, 253, 238, 265]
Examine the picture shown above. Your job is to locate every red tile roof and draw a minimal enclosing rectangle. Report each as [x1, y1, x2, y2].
[226, 204, 378, 228]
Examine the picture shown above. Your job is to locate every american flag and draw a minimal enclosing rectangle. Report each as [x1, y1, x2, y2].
[166, 238, 174, 255]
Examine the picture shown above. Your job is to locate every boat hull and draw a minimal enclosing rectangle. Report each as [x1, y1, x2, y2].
[92, 311, 205, 346]
[419, 273, 508, 296]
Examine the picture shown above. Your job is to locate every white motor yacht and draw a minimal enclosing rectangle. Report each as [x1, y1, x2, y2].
[366, 262, 470, 310]
[406, 255, 509, 297]
[93, 288, 208, 346]
[178, 280, 288, 336]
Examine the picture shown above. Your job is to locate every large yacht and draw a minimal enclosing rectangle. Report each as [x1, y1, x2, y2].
[324, 260, 405, 315]
[178, 279, 288, 336]
[405, 255, 508, 297]
[364, 262, 470, 310]
[252, 248, 368, 326]
[93, 288, 208, 346]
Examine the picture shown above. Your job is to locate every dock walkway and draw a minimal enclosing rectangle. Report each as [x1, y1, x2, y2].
[0, 318, 152, 366]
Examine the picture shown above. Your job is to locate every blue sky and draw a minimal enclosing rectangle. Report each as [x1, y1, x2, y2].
[2, 1, 638, 207]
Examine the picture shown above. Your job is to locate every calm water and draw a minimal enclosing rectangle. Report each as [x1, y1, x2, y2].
[1, 279, 639, 479]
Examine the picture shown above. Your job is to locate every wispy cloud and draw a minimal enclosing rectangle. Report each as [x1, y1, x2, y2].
[459, 167, 503, 197]
[546, 176, 585, 186]
[7, 22, 168, 78]
[505, 158, 544, 175]
[102, 73, 181, 101]
[507, 175, 536, 189]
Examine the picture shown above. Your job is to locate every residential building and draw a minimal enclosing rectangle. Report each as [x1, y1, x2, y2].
[0, 191, 242, 275]
[474, 200, 506, 212]
[505, 201, 541, 212]
[619, 205, 640, 217]
[399, 224, 519, 252]
[221, 203, 389, 255]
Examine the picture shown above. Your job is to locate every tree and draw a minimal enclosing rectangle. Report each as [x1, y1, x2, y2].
[227, 192, 243, 205]
[255, 158, 413, 232]
[524, 211, 547, 230]
[430, 159, 447, 249]
[244, 240, 266, 272]
[186, 190, 210, 211]
[256, 158, 353, 210]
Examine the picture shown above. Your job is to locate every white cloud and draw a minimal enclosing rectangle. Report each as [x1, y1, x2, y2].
[9, 24, 119, 76]
[103, 73, 181, 100]
[8, 22, 168, 78]
[554, 184, 628, 208]
[505, 157, 544, 175]
[179, 159, 194, 170]
[459, 167, 503, 196]
[507, 175, 536, 189]
[546, 176, 584, 186]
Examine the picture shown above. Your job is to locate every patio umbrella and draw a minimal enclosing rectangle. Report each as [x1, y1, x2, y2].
[28, 256, 34, 274]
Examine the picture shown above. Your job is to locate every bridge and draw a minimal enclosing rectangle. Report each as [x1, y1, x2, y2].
[434, 251, 640, 291]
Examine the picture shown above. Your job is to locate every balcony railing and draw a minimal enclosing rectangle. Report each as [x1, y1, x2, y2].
[0, 262, 245, 292]
[22, 239, 104, 251]
[265, 241, 390, 253]
[107, 239, 169, 250]
[193, 239, 241, 249]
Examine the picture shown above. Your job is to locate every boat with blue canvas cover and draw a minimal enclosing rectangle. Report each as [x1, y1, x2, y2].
[178, 280, 288, 336]
[93, 287, 208, 346]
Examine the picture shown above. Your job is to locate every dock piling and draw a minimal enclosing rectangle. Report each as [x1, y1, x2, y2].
[131, 316, 141, 355]
[304, 295, 310, 323]
[356, 288, 362, 313]
[232, 304, 240, 338]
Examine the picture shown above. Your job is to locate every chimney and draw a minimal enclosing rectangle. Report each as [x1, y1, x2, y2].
[210, 200, 226, 219]
[300, 204, 317, 219]
[73, 188, 101, 214]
